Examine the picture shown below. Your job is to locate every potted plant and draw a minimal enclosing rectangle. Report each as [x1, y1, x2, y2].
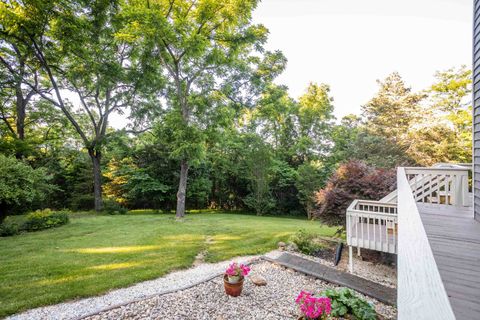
[295, 290, 332, 320]
[223, 262, 251, 297]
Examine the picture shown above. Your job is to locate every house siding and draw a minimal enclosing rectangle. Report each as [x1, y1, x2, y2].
[475, 0, 480, 221]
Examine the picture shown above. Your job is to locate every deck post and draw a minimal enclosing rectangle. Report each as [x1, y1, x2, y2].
[357, 246, 361, 257]
[454, 175, 463, 207]
[462, 174, 470, 206]
[349, 245, 353, 272]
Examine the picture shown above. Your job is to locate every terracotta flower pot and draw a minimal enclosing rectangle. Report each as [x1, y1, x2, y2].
[223, 274, 244, 297]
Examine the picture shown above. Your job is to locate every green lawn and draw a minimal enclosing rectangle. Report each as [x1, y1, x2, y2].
[0, 211, 339, 317]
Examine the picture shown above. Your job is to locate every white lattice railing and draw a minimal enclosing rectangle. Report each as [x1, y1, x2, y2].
[346, 200, 398, 254]
[380, 163, 471, 206]
[404, 167, 469, 206]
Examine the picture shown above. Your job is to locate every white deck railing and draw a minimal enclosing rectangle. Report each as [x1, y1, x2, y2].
[346, 200, 398, 254]
[397, 167, 455, 319]
[404, 167, 469, 206]
[380, 163, 471, 206]
[346, 164, 470, 273]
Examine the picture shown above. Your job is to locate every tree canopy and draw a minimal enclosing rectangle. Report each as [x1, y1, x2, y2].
[0, 1, 473, 221]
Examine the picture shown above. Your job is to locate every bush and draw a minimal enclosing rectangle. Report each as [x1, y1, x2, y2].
[322, 288, 377, 320]
[289, 229, 326, 255]
[69, 194, 95, 211]
[22, 209, 69, 232]
[102, 199, 128, 215]
[0, 155, 53, 223]
[0, 221, 20, 237]
[313, 160, 395, 225]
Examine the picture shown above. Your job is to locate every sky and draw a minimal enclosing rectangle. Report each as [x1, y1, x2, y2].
[251, 0, 472, 120]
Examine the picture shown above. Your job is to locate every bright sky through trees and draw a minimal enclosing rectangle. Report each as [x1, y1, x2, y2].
[252, 0, 471, 120]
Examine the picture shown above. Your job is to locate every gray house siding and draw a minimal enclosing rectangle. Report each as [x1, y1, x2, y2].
[475, 0, 480, 221]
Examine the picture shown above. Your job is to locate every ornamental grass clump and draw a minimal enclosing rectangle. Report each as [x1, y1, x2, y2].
[225, 262, 251, 284]
[296, 290, 332, 320]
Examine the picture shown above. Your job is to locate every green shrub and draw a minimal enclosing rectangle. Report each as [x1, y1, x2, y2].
[70, 194, 94, 211]
[0, 154, 53, 223]
[322, 288, 377, 320]
[289, 229, 325, 255]
[0, 221, 20, 237]
[102, 199, 128, 215]
[22, 209, 69, 232]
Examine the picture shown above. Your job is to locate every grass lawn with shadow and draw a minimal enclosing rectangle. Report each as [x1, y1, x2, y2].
[0, 211, 339, 317]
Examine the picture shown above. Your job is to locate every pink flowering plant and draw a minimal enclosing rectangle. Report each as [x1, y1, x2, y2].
[225, 262, 250, 283]
[296, 290, 332, 320]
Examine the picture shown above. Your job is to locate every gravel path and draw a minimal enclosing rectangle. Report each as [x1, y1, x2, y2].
[7, 252, 282, 320]
[86, 261, 397, 320]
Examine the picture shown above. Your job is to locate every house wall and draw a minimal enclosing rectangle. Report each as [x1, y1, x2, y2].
[474, 0, 480, 221]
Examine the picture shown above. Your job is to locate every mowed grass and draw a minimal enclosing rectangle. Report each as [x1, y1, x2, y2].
[0, 212, 339, 317]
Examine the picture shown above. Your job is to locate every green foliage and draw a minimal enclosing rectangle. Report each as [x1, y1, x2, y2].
[362, 72, 425, 144]
[242, 135, 276, 215]
[289, 229, 325, 255]
[295, 162, 326, 218]
[0, 0, 473, 221]
[322, 288, 377, 320]
[0, 155, 53, 222]
[407, 65, 472, 165]
[101, 199, 128, 215]
[22, 209, 69, 232]
[0, 221, 20, 237]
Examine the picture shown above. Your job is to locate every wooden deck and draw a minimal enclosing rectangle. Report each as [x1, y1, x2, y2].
[418, 203, 480, 320]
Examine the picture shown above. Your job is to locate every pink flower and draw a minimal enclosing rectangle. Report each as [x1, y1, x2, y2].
[296, 290, 312, 304]
[295, 291, 331, 319]
[225, 262, 250, 277]
[240, 264, 251, 276]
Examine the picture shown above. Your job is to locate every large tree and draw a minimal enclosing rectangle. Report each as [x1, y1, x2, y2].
[122, 0, 285, 218]
[406, 66, 472, 165]
[1, 0, 147, 210]
[362, 72, 425, 145]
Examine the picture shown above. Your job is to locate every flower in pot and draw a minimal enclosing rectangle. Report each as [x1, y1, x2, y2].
[295, 290, 332, 320]
[223, 262, 251, 297]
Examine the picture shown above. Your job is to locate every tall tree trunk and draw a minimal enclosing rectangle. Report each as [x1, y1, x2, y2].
[176, 159, 189, 218]
[0, 203, 7, 224]
[15, 86, 25, 141]
[88, 149, 103, 211]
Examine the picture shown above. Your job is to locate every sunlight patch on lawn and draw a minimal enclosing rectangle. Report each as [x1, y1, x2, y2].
[88, 261, 144, 271]
[212, 235, 242, 241]
[68, 245, 163, 254]
[34, 274, 92, 286]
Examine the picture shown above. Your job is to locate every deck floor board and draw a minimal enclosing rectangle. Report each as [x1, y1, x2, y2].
[418, 203, 480, 320]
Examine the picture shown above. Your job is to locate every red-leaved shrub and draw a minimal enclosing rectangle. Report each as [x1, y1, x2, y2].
[312, 160, 396, 225]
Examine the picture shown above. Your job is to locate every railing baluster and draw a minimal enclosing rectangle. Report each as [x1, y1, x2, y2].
[380, 217, 383, 251]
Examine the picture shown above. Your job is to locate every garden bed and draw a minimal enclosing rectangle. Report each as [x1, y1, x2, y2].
[86, 261, 396, 320]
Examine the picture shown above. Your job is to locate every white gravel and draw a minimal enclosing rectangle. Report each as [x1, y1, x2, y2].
[85, 261, 396, 320]
[6, 251, 283, 320]
[285, 247, 397, 289]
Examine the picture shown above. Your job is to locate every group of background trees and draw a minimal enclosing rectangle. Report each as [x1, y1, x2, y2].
[0, 0, 472, 223]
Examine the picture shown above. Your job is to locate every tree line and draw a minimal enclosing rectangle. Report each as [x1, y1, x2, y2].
[0, 1, 472, 222]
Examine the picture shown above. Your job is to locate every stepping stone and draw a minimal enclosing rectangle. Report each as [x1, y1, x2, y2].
[250, 275, 267, 286]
